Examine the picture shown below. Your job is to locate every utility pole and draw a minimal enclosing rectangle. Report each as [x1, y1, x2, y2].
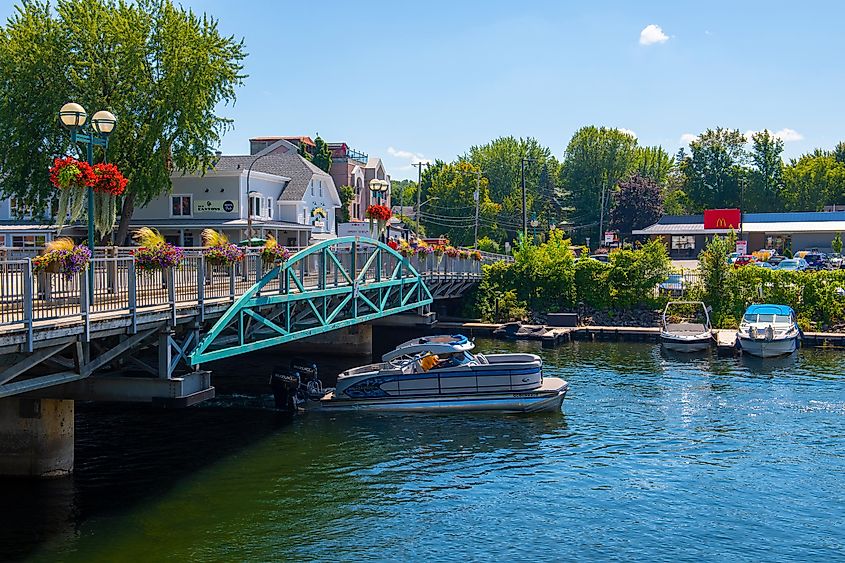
[474, 170, 481, 248]
[412, 161, 430, 238]
[520, 158, 536, 240]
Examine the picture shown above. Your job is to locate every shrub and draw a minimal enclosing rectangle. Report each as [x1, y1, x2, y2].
[476, 236, 501, 254]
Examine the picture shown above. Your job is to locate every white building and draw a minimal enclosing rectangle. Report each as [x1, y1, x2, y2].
[133, 146, 341, 247]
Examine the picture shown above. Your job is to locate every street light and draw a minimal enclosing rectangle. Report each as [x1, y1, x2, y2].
[369, 179, 390, 241]
[530, 214, 540, 244]
[59, 102, 117, 298]
[246, 190, 260, 242]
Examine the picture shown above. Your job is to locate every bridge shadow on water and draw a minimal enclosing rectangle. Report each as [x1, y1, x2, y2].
[0, 403, 294, 562]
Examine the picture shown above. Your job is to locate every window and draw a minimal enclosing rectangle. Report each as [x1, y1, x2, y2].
[318, 180, 323, 197]
[9, 197, 31, 218]
[267, 198, 273, 219]
[171, 195, 192, 217]
[310, 181, 315, 196]
[249, 194, 262, 217]
[12, 235, 46, 247]
[671, 235, 695, 250]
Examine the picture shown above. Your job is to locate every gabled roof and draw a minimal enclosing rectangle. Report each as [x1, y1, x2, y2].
[212, 154, 336, 202]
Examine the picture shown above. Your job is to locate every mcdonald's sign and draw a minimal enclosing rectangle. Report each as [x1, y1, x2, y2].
[704, 208, 741, 230]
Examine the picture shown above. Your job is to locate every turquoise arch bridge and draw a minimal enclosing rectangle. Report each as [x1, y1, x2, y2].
[189, 237, 433, 365]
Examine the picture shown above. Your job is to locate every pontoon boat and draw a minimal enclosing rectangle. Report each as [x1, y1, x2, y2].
[311, 335, 568, 413]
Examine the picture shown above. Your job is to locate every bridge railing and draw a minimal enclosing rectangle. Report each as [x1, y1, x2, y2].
[0, 242, 492, 348]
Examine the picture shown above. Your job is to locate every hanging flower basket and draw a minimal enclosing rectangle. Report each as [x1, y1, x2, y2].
[131, 228, 183, 272]
[91, 163, 128, 196]
[261, 234, 292, 264]
[201, 229, 244, 267]
[205, 244, 244, 267]
[49, 157, 96, 190]
[470, 250, 483, 261]
[417, 244, 433, 258]
[398, 240, 416, 257]
[445, 246, 460, 258]
[50, 157, 128, 237]
[32, 238, 91, 279]
[365, 204, 392, 235]
[311, 207, 327, 219]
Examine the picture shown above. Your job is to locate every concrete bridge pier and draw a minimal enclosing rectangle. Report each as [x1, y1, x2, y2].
[0, 397, 74, 478]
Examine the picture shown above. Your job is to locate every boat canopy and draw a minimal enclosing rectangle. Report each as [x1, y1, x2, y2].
[382, 334, 475, 362]
[745, 304, 795, 316]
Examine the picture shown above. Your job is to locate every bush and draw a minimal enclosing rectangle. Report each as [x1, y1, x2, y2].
[476, 236, 501, 254]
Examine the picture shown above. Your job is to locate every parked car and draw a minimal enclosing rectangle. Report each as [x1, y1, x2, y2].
[803, 253, 828, 271]
[733, 255, 758, 268]
[828, 253, 843, 269]
[767, 255, 785, 266]
[777, 258, 808, 271]
[754, 261, 776, 269]
[658, 274, 685, 296]
[589, 254, 610, 263]
[727, 252, 740, 265]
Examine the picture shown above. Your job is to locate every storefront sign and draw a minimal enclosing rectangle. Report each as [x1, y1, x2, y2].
[736, 240, 748, 255]
[704, 208, 741, 230]
[604, 231, 615, 244]
[194, 200, 238, 214]
[338, 222, 374, 239]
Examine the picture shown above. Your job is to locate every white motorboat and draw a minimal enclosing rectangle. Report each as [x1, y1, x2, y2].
[737, 304, 801, 358]
[308, 335, 568, 413]
[660, 300, 713, 352]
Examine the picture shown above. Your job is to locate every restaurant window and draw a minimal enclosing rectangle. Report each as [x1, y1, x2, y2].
[171, 195, 192, 217]
[671, 235, 695, 250]
[11, 235, 46, 248]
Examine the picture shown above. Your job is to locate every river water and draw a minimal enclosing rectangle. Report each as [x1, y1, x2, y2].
[2, 340, 844, 561]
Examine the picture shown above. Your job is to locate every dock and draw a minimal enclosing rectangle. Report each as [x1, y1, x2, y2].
[713, 329, 739, 355]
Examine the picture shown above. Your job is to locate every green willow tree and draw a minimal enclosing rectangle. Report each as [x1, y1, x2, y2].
[0, 0, 247, 243]
[312, 135, 332, 173]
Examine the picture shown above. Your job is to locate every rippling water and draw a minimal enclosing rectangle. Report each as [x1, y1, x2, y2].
[3, 340, 845, 561]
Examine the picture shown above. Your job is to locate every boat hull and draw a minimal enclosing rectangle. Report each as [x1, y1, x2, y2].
[737, 335, 798, 358]
[660, 333, 712, 353]
[315, 377, 568, 414]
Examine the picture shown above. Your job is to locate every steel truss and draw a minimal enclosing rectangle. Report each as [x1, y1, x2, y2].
[189, 237, 433, 365]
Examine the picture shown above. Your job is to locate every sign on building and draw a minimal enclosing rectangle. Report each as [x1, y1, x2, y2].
[604, 231, 615, 244]
[704, 208, 741, 230]
[338, 222, 374, 239]
[194, 200, 238, 214]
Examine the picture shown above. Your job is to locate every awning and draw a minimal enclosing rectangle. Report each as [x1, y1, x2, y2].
[632, 223, 731, 236]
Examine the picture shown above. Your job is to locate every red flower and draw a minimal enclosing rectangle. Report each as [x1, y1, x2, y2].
[92, 163, 128, 196]
[49, 157, 96, 190]
[365, 204, 392, 221]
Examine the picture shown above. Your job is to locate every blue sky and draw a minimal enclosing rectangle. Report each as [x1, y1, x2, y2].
[3, 1, 844, 178]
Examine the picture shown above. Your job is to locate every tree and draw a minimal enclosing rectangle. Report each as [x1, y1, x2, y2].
[337, 185, 354, 222]
[390, 179, 417, 209]
[610, 174, 663, 236]
[0, 0, 247, 243]
[833, 232, 843, 255]
[747, 130, 785, 212]
[633, 145, 672, 185]
[782, 150, 845, 211]
[683, 128, 746, 210]
[419, 161, 499, 246]
[558, 126, 638, 242]
[465, 136, 561, 239]
[312, 135, 332, 173]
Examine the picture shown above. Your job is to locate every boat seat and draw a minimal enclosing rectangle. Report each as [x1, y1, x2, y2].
[665, 323, 707, 334]
[475, 354, 489, 365]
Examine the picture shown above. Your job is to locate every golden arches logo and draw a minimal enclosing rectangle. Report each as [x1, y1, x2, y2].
[715, 217, 728, 228]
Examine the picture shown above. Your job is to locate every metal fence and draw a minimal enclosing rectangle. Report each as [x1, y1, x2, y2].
[0, 243, 494, 350]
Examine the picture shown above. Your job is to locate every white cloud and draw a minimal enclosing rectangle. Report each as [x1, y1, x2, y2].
[680, 133, 698, 145]
[618, 128, 637, 139]
[744, 128, 804, 142]
[387, 146, 431, 169]
[639, 24, 669, 46]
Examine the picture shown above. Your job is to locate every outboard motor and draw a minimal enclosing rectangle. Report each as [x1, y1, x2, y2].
[269, 358, 325, 413]
[270, 367, 301, 413]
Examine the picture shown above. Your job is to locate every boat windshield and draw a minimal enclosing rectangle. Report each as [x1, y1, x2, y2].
[743, 313, 789, 324]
